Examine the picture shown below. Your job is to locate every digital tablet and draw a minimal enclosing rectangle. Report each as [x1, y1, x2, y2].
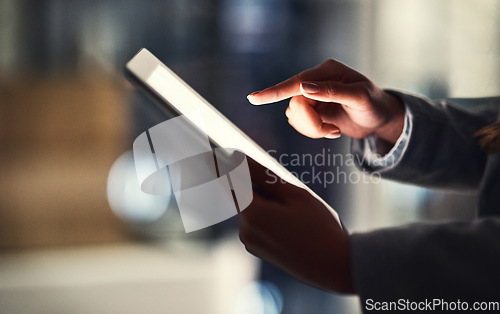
[125, 48, 340, 225]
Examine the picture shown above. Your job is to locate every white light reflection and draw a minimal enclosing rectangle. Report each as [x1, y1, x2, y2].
[232, 281, 284, 314]
[107, 151, 171, 223]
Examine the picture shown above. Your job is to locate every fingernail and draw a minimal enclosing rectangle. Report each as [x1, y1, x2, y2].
[325, 132, 341, 139]
[301, 82, 320, 93]
[247, 95, 258, 105]
[247, 91, 260, 104]
[248, 91, 260, 97]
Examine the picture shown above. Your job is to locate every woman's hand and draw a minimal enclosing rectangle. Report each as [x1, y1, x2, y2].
[248, 59, 405, 144]
[239, 159, 355, 294]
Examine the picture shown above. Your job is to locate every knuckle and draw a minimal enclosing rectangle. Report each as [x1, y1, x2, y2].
[326, 81, 337, 98]
[357, 84, 373, 105]
[324, 58, 336, 66]
[323, 59, 341, 71]
[270, 89, 281, 101]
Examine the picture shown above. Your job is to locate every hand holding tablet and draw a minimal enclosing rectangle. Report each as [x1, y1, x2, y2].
[125, 48, 354, 293]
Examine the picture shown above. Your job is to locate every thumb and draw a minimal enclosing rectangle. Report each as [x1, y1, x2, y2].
[300, 81, 368, 110]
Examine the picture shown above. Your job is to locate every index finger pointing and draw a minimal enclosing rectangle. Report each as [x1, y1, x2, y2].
[246, 60, 340, 106]
[247, 75, 302, 105]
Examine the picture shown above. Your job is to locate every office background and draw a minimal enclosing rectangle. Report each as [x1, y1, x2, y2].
[0, 0, 499, 313]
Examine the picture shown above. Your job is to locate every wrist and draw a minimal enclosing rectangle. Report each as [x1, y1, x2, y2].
[374, 92, 405, 145]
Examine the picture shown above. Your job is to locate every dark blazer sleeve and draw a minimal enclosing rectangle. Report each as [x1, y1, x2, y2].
[349, 92, 500, 312]
[351, 218, 500, 311]
[351, 91, 499, 192]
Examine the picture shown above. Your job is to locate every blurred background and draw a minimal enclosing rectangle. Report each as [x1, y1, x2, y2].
[0, 0, 499, 313]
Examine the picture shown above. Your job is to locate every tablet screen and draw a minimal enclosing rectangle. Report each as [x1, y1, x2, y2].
[125, 48, 340, 224]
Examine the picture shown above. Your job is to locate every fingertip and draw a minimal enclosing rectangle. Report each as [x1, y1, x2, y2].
[247, 93, 262, 105]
